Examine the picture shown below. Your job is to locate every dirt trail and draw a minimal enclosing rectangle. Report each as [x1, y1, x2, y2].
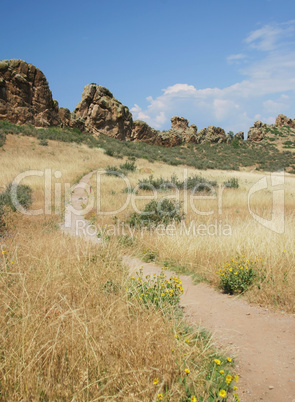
[62, 173, 295, 402]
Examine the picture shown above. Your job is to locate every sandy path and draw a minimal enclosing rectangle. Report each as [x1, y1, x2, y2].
[62, 173, 295, 402]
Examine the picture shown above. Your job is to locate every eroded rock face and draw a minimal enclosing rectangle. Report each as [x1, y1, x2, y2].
[130, 120, 158, 143]
[58, 107, 85, 131]
[196, 126, 226, 144]
[247, 120, 265, 142]
[74, 84, 133, 139]
[275, 114, 295, 129]
[151, 116, 198, 146]
[0, 59, 61, 127]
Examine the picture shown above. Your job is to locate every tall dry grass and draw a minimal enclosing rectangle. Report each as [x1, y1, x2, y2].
[0, 214, 221, 400]
[85, 162, 295, 313]
[1, 137, 232, 400]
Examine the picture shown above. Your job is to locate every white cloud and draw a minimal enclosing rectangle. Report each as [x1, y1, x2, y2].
[131, 20, 295, 135]
[227, 53, 247, 64]
[245, 20, 295, 51]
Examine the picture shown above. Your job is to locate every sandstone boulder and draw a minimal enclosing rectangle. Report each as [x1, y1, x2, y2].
[275, 114, 295, 129]
[154, 129, 184, 147]
[0, 59, 61, 127]
[74, 84, 133, 139]
[196, 126, 227, 144]
[170, 116, 197, 143]
[247, 121, 265, 142]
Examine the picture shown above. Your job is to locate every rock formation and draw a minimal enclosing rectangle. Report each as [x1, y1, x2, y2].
[74, 84, 133, 139]
[247, 121, 266, 142]
[0, 59, 61, 127]
[130, 116, 198, 147]
[234, 131, 244, 140]
[196, 126, 227, 144]
[58, 107, 85, 131]
[130, 120, 158, 143]
[275, 114, 295, 129]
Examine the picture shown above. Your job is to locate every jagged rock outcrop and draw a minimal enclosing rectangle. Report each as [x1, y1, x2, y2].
[58, 107, 85, 131]
[234, 131, 244, 140]
[151, 116, 197, 146]
[275, 114, 295, 129]
[170, 116, 198, 143]
[196, 126, 227, 144]
[74, 84, 133, 139]
[247, 120, 266, 142]
[130, 120, 158, 143]
[0, 59, 61, 127]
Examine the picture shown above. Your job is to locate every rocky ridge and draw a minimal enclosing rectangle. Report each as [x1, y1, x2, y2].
[247, 114, 295, 148]
[0, 59, 294, 148]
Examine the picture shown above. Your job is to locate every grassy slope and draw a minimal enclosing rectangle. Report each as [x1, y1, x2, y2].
[1, 120, 295, 172]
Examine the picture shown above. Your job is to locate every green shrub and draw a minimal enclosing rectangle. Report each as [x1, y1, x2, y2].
[0, 132, 6, 147]
[105, 166, 124, 176]
[138, 175, 180, 191]
[223, 178, 239, 189]
[142, 248, 157, 262]
[39, 138, 48, 146]
[128, 199, 185, 228]
[120, 160, 136, 172]
[1, 183, 33, 212]
[184, 175, 217, 192]
[0, 183, 33, 232]
[217, 256, 265, 294]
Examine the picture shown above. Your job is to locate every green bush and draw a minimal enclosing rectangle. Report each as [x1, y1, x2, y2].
[223, 178, 239, 189]
[128, 199, 185, 228]
[142, 248, 157, 262]
[105, 166, 124, 176]
[0, 132, 6, 147]
[39, 138, 48, 146]
[184, 175, 217, 192]
[138, 175, 180, 191]
[0, 183, 33, 232]
[120, 160, 136, 172]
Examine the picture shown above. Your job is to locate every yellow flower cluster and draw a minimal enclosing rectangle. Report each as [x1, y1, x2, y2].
[213, 357, 240, 400]
[217, 255, 265, 294]
[128, 269, 184, 308]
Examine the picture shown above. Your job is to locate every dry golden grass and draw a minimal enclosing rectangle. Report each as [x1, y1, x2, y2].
[1, 213, 223, 400]
[85, 158, 295, 313]
[1, 135, 235, 400]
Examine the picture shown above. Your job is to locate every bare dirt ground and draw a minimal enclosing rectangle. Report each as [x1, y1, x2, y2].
[62, 173, 295, 402]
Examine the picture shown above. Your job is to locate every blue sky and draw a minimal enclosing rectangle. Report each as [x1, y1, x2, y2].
[1, 0, 295, 134]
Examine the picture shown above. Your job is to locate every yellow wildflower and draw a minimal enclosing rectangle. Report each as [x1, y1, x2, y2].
[219, 389, 227, 398]
[227, 357, 232, 362]
[191, 397, 197, 402]
[226, 374, 232, 384]
[219, 370, 224, 374]
[157, 394, 163, 401]
[153, 378, 159, 385]
[184, 368, 190, 374]
[234, 375, 239, 383]
[214, 359, 221, 365]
